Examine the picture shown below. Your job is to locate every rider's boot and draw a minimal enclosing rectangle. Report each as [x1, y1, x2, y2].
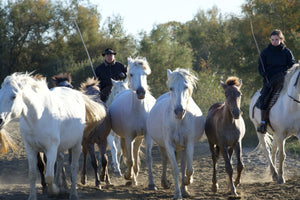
[257, 110, 267, 134]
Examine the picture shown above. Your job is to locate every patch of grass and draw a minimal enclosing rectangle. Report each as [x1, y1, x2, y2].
[286, 136, 300, 156]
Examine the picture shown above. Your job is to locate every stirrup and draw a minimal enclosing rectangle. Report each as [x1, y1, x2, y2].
[257, 122, 267, 134]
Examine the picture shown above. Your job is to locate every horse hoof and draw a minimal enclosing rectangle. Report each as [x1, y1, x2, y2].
[181, 186, 191, 198]
[148, 184, 157, 190]
[125, 181, 132, 186]
[212, 183, 218, 193]
[161, 179, 171, 189]
[272, 173, 279, 182]
[114, 171, 122, 177]
[80, 178, 86, 185]
[277, 177, 285, 184]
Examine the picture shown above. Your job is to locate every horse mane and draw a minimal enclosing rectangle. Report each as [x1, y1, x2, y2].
[80, 77, 99, 92]
[52, 73, 72, 86]
[167, 68, 198, 93]
[128, 57, 151, 75]
[3, 72, 48, 91]
[281, 63, 300, 95]
[225, 76, 240, 86]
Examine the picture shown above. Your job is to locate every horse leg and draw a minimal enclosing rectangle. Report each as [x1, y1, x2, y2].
[277, 138, 286, 184]
[54, 152, 68, 193]
[159, 146, 171, 189]
[44, 147, 59, 196]
[107, 132, 122, 177]
[123, 136, 134, 185]
[258, 133, 278, 181]
[69, 143, 81, 200]
[209, 142, 219, 193]
[183, 143, 194, 186]
[37, 152, 47, 189]
[234, 142, 244, 187]
[98, 140, 111, 186]
[221, 146, 237, 196]
[87, 143, 101, 188]
[80, 140, 88, 185]
[165, 143, 182, 200]
[271, 139, 279, 181]
[180, 149, 190, 198]
[132, 137, 143, 186]
[145, 132, 157, 190]
[25, 145, 38, 200]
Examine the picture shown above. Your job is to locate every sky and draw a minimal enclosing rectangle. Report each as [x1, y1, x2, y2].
[90, 0, 246, 36]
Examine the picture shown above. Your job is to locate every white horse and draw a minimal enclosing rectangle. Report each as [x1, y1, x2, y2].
[249, 63, 300, 184]
[109, 57, 157, 189]
[106, 79, 129, 177]
[147, 68, 205, 199]
[0, 72, 106, 200]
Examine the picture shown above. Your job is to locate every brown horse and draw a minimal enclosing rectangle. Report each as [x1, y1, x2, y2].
[204, 76, 245, 197]
[80, 77, 111, 189]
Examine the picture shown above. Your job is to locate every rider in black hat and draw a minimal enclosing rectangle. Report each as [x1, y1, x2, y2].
[95, 48, 127, 103]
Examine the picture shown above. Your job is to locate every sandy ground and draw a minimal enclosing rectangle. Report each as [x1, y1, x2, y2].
[0, 120, 300, 200]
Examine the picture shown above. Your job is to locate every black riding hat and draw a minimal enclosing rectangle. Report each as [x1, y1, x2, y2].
[102, 48, 117, 56]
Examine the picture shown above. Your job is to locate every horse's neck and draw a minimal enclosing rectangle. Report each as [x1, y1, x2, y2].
[223, 103, 235, 123]
[22, 89, 49, 122]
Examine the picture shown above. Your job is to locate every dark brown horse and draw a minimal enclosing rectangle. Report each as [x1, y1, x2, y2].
[204, 76, 245, 197]
[79, 77, 111, 189]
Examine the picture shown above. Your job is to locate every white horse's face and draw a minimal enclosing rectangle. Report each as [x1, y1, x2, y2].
[128, 65, 149, 100]
[0, 84, 24, 128]
[287, 69, 300, 100]
[111, 79, 129, 93]
[167, 69, 192, 120]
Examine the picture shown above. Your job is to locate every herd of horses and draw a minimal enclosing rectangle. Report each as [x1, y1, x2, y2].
[0, 57, 299, 200]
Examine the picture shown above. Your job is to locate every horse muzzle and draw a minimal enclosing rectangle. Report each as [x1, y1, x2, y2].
[174, 106, 186, 120]
[136, 87, 145, 99]
[231, 108, 241, 119]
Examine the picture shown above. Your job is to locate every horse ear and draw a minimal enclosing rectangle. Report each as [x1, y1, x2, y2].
[220, 81, 226, 90]
[238, 79, 242, 88]
[167, 69, 172, 78]
[127, 57, 133, 64]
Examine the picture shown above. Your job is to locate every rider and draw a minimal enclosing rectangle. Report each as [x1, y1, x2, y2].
[257, 29, 295, 134]
[95, 48, 127, 103]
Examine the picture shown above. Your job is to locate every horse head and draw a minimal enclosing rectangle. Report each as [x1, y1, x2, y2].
[167, 68, 197, 120]
[128, 57, 151, 100]
[0, 73, 33, 128]
[52, 73, 73, 89]
[284, 63, 300, 103]
[221, 77, 242, 119]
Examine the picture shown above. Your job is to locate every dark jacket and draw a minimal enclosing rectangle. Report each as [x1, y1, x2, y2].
[95, 60, 127, 102]
[258, 43, 295, 83]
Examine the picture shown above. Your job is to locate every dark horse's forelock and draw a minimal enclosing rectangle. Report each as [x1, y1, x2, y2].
[225, 76, 240, 86]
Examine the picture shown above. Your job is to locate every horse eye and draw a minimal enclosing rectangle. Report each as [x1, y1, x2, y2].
[11, 95, 16, 100]
[169, 87, 173, 91]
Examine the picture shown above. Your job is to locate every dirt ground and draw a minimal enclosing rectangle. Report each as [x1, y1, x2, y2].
[0, 120, 299, 200]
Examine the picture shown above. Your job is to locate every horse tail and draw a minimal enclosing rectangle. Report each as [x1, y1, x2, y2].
[81, 94, 107, 135]
[251, 132, 273, 154]
[0, 128, 17, 154]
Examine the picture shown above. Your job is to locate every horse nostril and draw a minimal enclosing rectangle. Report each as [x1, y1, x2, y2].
[0, 118, 3, 126]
